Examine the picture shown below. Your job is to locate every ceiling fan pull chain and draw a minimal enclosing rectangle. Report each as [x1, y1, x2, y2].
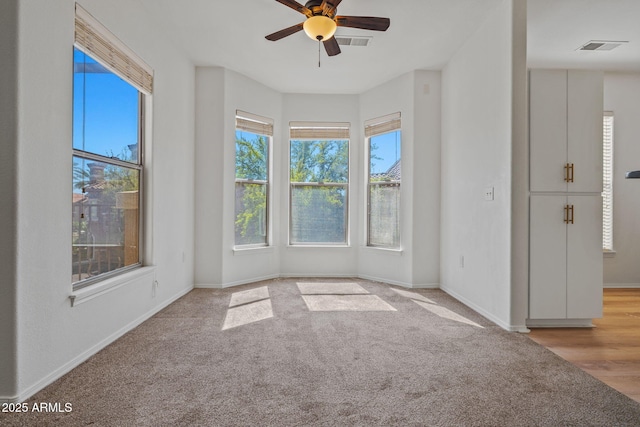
[318, 38, 321, 68]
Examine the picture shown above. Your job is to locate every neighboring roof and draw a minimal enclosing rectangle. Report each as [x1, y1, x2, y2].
[72, 193, 87, 204]
[82, 181, 108, 192]
[385, 159, 401, 180]
[371, 159, 401, 181]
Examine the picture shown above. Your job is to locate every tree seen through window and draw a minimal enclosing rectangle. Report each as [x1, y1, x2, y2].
[290, 139, 349, 244]
[235, 130, 269, 246]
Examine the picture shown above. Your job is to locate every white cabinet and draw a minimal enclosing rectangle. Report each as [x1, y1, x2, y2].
[529, 68, 604, 323]
[530, 195, 603, 319]
[530, 69, 603, 193]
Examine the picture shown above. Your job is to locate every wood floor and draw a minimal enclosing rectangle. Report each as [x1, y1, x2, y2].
[528, 288, 640, 403]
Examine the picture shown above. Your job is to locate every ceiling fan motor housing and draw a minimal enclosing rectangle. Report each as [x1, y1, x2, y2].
[305, 0, 338, 18]
[266, 0, 389, 58]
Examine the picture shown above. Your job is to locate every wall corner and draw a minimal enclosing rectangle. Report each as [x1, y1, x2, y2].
[0, 0, 20, 400]
[510, 0, 529, 327]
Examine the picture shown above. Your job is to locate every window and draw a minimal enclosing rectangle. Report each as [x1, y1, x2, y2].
[72, 5, 152, 289]
[365, 113, 401, 248]
[235, 111, 273, 247]
[289, 122, 350, 245]
[603, 112, 614, 252]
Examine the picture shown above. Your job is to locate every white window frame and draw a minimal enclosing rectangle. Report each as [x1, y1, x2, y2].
[289, 122, 350, 246]
[234, 110, 273, 248]
[365, 113, 401, 249]
[72, 4, 152, 291]
[603, 111, 614, 253]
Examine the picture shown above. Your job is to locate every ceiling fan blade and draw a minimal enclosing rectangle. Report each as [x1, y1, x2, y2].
[323, 37, 341, 56]
[265, 23, 304, 41]
[336, 16, 390, 31]
[275, 0, 313, 17]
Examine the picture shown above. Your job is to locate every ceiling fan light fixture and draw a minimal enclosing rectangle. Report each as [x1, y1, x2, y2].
[303, 15, 337, 41]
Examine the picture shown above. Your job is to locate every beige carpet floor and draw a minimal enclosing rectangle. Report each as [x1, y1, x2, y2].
[3, 277, 640, 426]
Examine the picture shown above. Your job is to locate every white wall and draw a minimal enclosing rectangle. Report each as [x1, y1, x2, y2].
[280, 94, 360, 277]
[603, 73, 640, 287]
[194, 67, 225, 286]
[194, 68, 283, 288]
[194, 70, 441, 287]
[223, 71, 283, 285]
[9, 0, 195, 402]
[412, 71, 443, 286]
[510, 0, 529, 330]
[0, 0, 19, 400]
[441, 0, 521, 329]
[358, 71, 442, 288]
[358, 74, 413, 285]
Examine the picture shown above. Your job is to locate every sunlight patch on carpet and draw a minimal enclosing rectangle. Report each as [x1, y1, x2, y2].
[414, 300, 483, 328]
[297, 282, 369, 295]
[302, 295, 397, 312]
[229, 286, 270, 307]
[222, 299, 273, 330]
[390, 287, 436, 304]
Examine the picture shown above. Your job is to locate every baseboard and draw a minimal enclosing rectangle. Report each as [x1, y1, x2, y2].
[356, 274, 439, 289]
[195, 274, 280, 289]
[411, 283, 441, 289]
[194, 283, 224, 289]
[197, 274, 438, 290]
[526, 318, 595, 328]
[6, 285, 192, 404]
[604, 283, 640, 289]
[280, 273, 355, 279]
[439, 285, 517, 331]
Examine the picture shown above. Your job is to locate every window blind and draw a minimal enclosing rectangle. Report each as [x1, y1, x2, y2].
[602, 112, 614, 251]
[364, 112, 401, 137]
[236, 110, 274, 136]
[290, 121, 350, 139]
[75, 4, 153, 95]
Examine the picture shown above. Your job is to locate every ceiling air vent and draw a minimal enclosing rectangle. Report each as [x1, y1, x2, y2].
[336, 36, 372, 47]
[578, 40, 628, 51]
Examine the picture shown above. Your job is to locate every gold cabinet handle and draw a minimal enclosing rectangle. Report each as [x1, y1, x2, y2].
[564, 204, 575, 224]
[564, 163, 575, 183]
[569, 163, 574, 183]
[569, 204, 574, 224]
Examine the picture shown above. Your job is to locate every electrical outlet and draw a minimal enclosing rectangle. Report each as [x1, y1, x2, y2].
[484, 186, 494, 201]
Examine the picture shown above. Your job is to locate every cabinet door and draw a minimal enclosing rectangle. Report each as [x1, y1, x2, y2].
[530, 195, 567, 319]
[567, 195, 603, 318]
[567, 70, 604, 193]
[530, 70, 568, 193]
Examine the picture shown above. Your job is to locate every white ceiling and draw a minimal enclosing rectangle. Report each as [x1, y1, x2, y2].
[528, 0, 640, 71]
[138, 0, 640, 94]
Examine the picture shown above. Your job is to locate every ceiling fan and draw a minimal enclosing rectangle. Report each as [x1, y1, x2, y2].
[265, 0, 390, 57]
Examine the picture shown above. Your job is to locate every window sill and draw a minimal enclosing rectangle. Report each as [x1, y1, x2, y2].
[233, 246, 274, 256]
[360, 246, 404, 256]
[69, 266, 155, 307]
[286, 245, 351, 250]
[603, 250, 616, 258]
